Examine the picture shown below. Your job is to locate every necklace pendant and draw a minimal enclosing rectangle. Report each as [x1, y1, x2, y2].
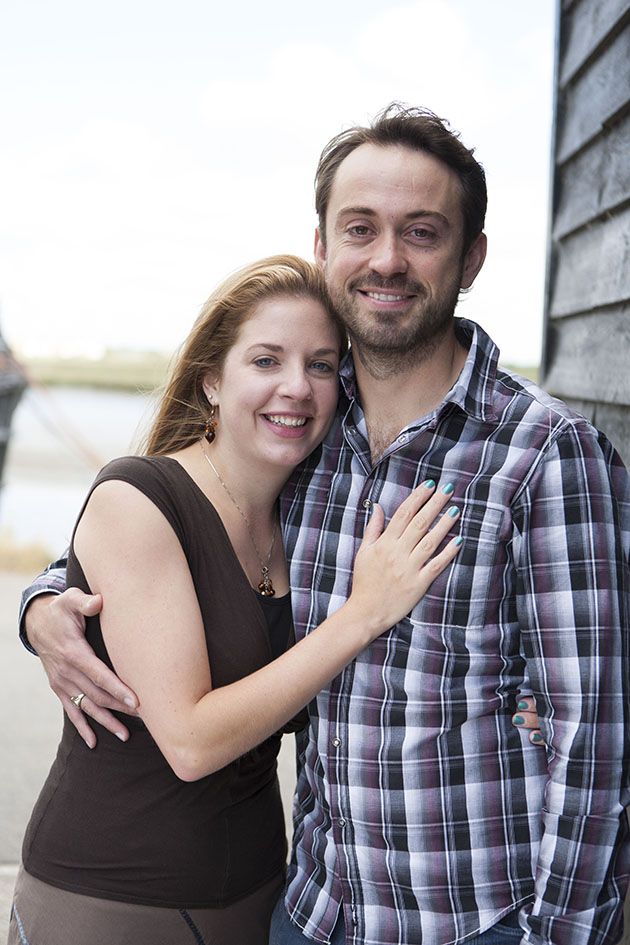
[198, 441, 277, 598]
[258, 567, 275, 597]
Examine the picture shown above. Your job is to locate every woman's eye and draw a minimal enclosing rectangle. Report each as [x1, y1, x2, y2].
[310, 361, 334, 374]
[254, 357, 275, 368]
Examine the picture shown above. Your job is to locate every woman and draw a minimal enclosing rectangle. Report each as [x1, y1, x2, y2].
[9, 256, 462, 945]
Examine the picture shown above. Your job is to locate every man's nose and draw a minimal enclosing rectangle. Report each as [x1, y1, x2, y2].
[367, 233, 408, 278]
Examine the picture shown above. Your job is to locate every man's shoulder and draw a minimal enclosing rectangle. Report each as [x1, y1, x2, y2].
[494, 365, 598, 433]
[493, 366, 629, 494]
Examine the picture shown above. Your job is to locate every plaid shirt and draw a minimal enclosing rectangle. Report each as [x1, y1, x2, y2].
[279, 319, 630, 945]
[19, 319, 630, 944]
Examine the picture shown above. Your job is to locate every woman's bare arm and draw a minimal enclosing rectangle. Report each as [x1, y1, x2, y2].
[75, 478, 462, 781]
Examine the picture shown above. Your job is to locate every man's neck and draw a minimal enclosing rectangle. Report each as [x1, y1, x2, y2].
[351, 326, 468, 463]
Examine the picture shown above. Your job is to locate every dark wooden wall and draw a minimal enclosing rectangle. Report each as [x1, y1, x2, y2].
[541, 7, 630, 940]
[541, 0, 630, 468]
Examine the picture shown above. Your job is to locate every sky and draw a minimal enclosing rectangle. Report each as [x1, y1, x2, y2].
[0, 0, 556, 366]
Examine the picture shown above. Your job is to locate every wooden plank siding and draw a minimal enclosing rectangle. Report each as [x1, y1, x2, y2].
[543, 6, 630, 935]
[542, 0, 630, 470]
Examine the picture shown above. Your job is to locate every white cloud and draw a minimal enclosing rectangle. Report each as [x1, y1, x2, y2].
[0, 0, 555, 364]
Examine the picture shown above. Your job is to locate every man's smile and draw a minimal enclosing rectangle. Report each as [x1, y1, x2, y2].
[362, 290, 415, 302]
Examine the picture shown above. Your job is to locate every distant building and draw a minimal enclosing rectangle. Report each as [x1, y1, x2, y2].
[542, 0, 630, 467]
[0, 334, 26, 496]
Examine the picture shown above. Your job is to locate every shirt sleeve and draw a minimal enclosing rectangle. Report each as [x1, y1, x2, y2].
[18, 554, 69, 655]
[513, 420, 630, 945]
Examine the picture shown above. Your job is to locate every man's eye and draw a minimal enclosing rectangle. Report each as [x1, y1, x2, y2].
[410, 227, 434, 240]
[348, 225, 370, 237]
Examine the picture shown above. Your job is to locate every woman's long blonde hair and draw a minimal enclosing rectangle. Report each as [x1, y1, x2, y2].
[141, 255, 346, 457]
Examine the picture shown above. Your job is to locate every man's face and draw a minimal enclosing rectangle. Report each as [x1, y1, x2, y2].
[314, 143, 486, 359]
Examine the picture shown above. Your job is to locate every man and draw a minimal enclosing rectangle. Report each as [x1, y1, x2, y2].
[21, 105, 630, 944]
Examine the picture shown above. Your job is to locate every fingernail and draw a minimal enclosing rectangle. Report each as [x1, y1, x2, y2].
[532, 733, 543, 743]
[513, 715, 524, 725]
[517, 701, 529, 710]
[423, 479, 435, 489]
[454, 536, 463, 547]
[441, 482, 454, 495]
[124, 698, 136, 708]
[448, 506, 459, 518]
[116, 732, 128, 742]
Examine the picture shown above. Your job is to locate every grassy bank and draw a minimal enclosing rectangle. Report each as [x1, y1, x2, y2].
[502, 363, 539, 384]
[20, 351, 172, 392]
[18, 351, 540, 392]
[0, 530, 55, 574]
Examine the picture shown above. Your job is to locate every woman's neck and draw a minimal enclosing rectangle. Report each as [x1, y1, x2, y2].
[169, 440, 289, 595]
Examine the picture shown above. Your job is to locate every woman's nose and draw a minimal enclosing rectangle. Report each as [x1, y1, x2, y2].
[279, 366, 313, 400]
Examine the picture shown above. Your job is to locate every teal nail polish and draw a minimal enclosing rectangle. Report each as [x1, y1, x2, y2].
[424, 479, 435, 489]
[442, 482, 454, 495]
[517, 701, 529, 710]
[513, 715, 524, 725]
[454, 536, 463, 547]
[448, 506, 459, 518]
[532, 733, 543, 743]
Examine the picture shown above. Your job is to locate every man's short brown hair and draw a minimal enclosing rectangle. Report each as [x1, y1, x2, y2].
[315, 103, 487, 255]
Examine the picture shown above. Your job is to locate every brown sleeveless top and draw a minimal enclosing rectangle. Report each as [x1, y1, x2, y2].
[22, 456, 291, 908]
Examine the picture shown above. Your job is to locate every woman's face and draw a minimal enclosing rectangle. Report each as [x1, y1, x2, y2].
[203, 294, 341, 473]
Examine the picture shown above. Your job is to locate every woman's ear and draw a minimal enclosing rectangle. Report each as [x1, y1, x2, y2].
[201, 372, 219, 405]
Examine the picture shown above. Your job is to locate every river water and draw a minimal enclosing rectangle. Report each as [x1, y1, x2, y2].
[1, 386, 154, 554]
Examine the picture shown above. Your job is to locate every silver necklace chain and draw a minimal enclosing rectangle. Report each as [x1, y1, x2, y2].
[199, 438, 277, 596]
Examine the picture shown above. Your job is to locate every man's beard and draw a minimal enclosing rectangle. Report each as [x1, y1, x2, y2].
[328, 272, 462, 378]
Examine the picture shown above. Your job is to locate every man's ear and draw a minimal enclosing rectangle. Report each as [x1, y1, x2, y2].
[314, 228, 327, 272]
[460, 232, 487, 289]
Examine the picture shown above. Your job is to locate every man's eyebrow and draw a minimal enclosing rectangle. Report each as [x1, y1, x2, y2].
[337, 206, 376, 217]
[336, 206, 450, 226]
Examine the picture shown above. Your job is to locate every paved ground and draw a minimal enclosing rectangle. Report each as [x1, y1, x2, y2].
[0, 572, 60, 937]
[0, 570, 298, 940]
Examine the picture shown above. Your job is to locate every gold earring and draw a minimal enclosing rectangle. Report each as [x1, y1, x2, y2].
[204, 404, 217, 443]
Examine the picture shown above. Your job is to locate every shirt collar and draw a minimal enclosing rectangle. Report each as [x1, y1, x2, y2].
[338, 317, 500, 425]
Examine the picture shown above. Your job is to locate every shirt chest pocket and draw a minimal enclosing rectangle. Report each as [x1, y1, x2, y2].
[416, 501, 508, 632]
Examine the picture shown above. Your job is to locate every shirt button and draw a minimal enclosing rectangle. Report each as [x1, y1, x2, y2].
[397, 433, 407, 444]
[338, 818, 347, 828]
[332, 737, 341, 747]
[362, 499, 372, 510]
[348, 427, 357, 436]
